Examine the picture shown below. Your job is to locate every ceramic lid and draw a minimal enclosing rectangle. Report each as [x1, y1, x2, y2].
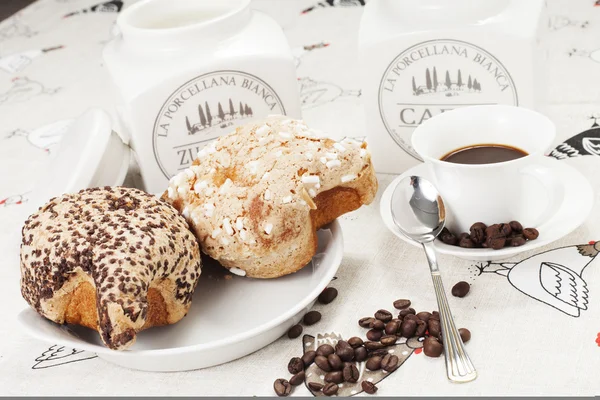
[29, 108, 130, 209]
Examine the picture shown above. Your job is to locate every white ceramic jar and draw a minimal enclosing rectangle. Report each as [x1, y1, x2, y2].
[103, 0, 301, 193]
[359, 0, 546, 174]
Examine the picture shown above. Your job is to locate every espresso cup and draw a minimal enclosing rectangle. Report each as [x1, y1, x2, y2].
[412, 105, 561, 234]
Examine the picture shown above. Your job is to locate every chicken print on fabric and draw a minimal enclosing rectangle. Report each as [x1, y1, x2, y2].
[0, 77, 60, 105]
[548, 15, 589, 31]
[0, 193, 27, 207]
[0, 14, 36, 42]
[302, 0, 366, 14]
[63, 0, 124, 18]
[298, 77, 361, 109]
[474, 241, 598, 317]
[568, 48, 600, 63]
[549, 116, 600, 159]
[4, 119, 71, 154]
[0, 46, 64, 74]
[293, 42, 330, 68]
[32, 345, 97, 369]
[302, 333, 423, 396]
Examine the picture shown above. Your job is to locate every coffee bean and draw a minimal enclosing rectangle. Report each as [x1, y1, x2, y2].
[486, 224, 501, 237]
[451, 281, 470, 298]
[368, 348, 389, 358]
[469, 222, 487, 244]
[343, 363, 360, 383]
[459, 328, 471, 343]
[393, 299, 411, 309]
[324, 371, 344, 384]
[274, 379, 292, 397]
[423, 336, 443, 357]
[288, 357, 304, 374]
[314, 355, 332, 372]
[348, 337, 364, 348]
[308, 382, 324, 392]
[374, 309, 393, 322]
[486, 235, 506, 250]
[366, 329, 383, 341]
[404, 313, 418, 321]
[431, 311, 440, 320]
[380, 335, 398, 346]
[523, 227, 539, 240]
[400, 319, 417, 338]
[364, 341, 385, 351]
[416, 311, 431, 322]
[335, 340, 351, 351]
[303, 311, 321, 325]
[428, 319, 441, 338]
[470, 222, 487, 231]
[327, 354, 343, 371]
[287, 324, 303, 339]
[459, 237, 475, 248]
[336, 346, 354, 362]
[381, 354, 399, 372]
[316, 344, 335, 357]
[370, 319, 385, 330]
[366, 356, 382, 371]
[415, 320, 427, 337]
[399, 307, 416, 318]
[440, 231, 458, 245]
[458, 232, 470, 240]
[322, 382, 338, 396]
[481, 240, 489, 248]
[385, 320, 400, 335]
[302, 350, 316, 367]
[509, 220, 523, 233]
[510, 235, 526, 247]
[318, 287, 338, 304]
[359, 317, 375, 328]
[499, 223, 512, 236]
[354, 346, 368, 362]
[362, 381, 378, 394]
[289, 371, 305, 386]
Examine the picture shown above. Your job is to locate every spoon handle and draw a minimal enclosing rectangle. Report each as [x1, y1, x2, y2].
[422, 241, 477, 383]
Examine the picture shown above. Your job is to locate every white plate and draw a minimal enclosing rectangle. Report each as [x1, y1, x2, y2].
[18, 221, 343, 372]
[380, 159, 594, 261]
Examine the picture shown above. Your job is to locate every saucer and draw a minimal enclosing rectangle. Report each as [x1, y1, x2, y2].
[380, 158, 594, 261]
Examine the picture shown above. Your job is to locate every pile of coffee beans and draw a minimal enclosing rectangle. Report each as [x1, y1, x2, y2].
[439, 221, 539, 250]
[273, 298, 471, 397]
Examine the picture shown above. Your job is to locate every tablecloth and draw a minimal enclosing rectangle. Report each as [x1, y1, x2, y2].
[0, 0, 599, 396]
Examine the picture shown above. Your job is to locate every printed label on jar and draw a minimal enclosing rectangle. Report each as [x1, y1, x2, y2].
[378, 39, 518, 160]
[153, 70, 286, 178]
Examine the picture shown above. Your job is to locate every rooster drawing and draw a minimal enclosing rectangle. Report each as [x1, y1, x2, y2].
[5, 119, 71, 154]
[32, 345, 97, 369]
[0, 14, 37, 42]
[298, 77, 361, 109]
[293, 42, 330, 68]
[63, 0, 123, 18]
[568, 48, 600, 64]
[548, 15, 588, 31]
[0, 46, 64, 73]
[302, 333, 423, 396]
[0, 193, 27, 207]
[549, 116, 600, 159]
[475, 242, 598, 317]
[0, 77, 60, 105]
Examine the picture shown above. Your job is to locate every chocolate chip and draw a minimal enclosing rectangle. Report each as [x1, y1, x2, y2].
[274, 379, 292, 397]
[308, 382, 324, 392]
[289, 371, 305, 386]
[303, 311, 321, 325]
[459, 328, 471, 343]
[288, 357, 304, 374]
[366, 356, 382, 371]
[523, 228, 539, 240]
[322, 382, 338, 396]
[318, 287, 338, 304]
[348, 336, 364, 348]
[316, 344, 335, 357]
[423, 336, 443, 357]
[287, 324, 302, 339]
[393, 299, 411, 309]
[374, 309, 393, 322]
[343, 363, 360, 383]
[302, 350, 316, 367]
[359, 317, 375, 328]
[362, 381, 378, 394]
[324, 371, 344, 384]
[314, 355, 331, 372]
[451, 281, 470, 298]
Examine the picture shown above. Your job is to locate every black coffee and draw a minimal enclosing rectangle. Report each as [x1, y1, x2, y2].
[441, 144, 527, 164]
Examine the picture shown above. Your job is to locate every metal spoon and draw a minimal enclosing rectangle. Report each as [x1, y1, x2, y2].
[391, 175, 477, 383]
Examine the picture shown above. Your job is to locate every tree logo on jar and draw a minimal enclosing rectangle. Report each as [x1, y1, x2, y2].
[153, 70, 286, 179]
[378, 39, 518, 160]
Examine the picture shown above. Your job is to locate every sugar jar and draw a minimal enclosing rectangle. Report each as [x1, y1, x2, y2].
[103, 0, 301, 193]
[359, 0, 546, 173]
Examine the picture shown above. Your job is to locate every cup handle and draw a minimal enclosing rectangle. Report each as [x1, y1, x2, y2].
[519, 161, 565, 228]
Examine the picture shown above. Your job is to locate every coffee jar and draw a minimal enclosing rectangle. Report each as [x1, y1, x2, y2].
[359, 0, 547, 174]
[103, 0, 301, 193]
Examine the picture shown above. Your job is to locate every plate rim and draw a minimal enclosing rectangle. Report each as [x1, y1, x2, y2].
[380, 159, 594, 258]
[18, 220, 343, 356]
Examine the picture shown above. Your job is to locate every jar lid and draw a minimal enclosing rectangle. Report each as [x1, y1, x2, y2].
[29, 108, 130, 209]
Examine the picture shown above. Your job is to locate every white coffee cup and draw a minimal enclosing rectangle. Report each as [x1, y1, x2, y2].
[412, 105, 562, 234]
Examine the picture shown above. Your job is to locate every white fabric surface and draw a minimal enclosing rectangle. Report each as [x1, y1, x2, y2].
[0, 0, 599, 396]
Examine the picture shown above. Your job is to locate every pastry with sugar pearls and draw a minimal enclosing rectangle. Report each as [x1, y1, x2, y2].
[163, 115, 377, 278]
[20, 187, 202, 350]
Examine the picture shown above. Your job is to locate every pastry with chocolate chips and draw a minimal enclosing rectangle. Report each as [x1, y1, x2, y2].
[163, 116, 378, 278]
[20, 187, 202, 350]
